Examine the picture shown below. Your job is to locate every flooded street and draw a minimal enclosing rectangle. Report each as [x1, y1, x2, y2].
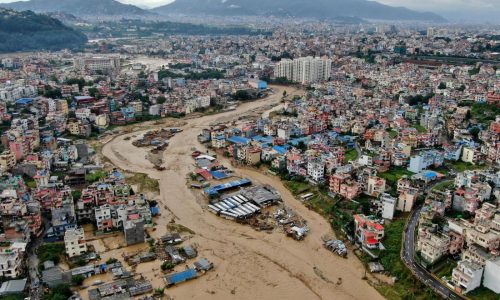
[101, 85, 384, 300]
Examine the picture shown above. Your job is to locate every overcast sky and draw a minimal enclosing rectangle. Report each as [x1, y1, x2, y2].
[0, 0, 498, 22]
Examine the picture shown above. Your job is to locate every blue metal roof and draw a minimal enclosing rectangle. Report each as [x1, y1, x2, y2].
[272, 146, 287, 154]
[165, 268, 197, 284]
[15, 98, 33, 105]
[252, 135, 273, 144]
[228, 136, 250, 145]
[204, 178, 252, 196]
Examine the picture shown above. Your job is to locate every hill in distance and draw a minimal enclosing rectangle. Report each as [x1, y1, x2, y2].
[0, 0, 153, 18]
[154, 0, 445, 22]
[0, 8, 87, 53]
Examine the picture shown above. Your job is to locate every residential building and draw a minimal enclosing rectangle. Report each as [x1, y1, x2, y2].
[307, 159, 325, 182]
[417, 229, 450, 264]
[274, 57, 332, 84]
[461, 147, 481, 165]
[353, 214, 384, 249]
[398, 189, 418, 212]
[366, 176, 386, 197]
[408, 151, 443, 173]
[95, 205, 113, 232]
[380, 193, 397, 220]
[124, 219, 145, 246]
[64, 227, 87, 258]
[483, 257, 500, 294]
[0, 152, 16, 171]
[0, 246, 24, 278]
[451, 260, 483, 294]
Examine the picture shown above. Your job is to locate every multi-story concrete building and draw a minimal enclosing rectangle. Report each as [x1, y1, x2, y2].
[95, 205, 113, 232]
[483, 257, 500, 294]
[451, 260, 483, 294]
[354, 214, 384, 249]
[64, 227, 87, 258]
[274, 57, 332, 84]
[417, 229, 450, 264]
[0, 151, 16, 171]
[307, 159, 325, 182]
[74, 56, 120, 73]
[461, 147, 481, 165]
[124, 219, 145, 246]
[380, 193, 397, 220]
[408, 150, 444, 173]
[0, 246, 24, 278]
[398, 189, 418, 212]
[366, 176, 386, 197]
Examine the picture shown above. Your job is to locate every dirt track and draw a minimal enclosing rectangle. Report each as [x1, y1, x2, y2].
[101, 86, 385, 300]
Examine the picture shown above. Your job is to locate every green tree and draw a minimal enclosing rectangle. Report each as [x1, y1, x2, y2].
[42, 284, 72, 300]
[234, 90, 251, 100]
[72, 275, 85, 286]
[469, 127, 480, 141]
[157, 96, 166, 104]
[88, 88, 100, 99]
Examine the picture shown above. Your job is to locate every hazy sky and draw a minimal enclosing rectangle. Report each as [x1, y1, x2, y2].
[0, 0, 498, 22]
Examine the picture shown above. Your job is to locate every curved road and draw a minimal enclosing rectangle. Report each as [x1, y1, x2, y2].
[403, 207, 464, 300]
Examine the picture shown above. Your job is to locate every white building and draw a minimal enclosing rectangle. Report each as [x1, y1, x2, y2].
[274, 57, 332, 84]
[380, 193, 397, 220]
[408, 151, 443, 173]
[358, 155, 373, 166]
[74, 56, 121, 72]
[95, 205, 112, 231]
[483, 257, 500, 294]
[0, 245, 24, 278]
[451, 260, 483, 294]
[64, 227, 87, 258]
[307, 159, 325, 182]
[273, 59, 293, 80]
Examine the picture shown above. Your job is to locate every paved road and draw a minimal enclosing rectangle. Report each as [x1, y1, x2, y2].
[403, 207, 464, 300]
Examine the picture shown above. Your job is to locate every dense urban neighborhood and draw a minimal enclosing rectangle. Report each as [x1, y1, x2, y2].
[0, 2, 499, 299]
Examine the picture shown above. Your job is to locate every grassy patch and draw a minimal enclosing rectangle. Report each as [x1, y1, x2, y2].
[85, 170, 107, 183]
[25, 179, 37, 189]
[305, 194, 336, 217]
[412, 124, 427, 133]
[448, 161, 485, 172]
[470, 102, 500, 125]
[432, 180, 455, 192]
[378, 167, 414, 186]
[166, 223, 195, 235]
[468, 286, 498, 300]
[345, 149, 359, 162]
[388, 129, 398, 138]
[434, 259, 457, 279]
[284, 180, 310, 195]
[127, 173, 160, 193]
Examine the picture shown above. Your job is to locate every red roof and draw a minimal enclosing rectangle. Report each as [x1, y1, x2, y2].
[367, 238, 379, 245]
[128, 214, 140, 220]
[195, 169, 213, 180]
